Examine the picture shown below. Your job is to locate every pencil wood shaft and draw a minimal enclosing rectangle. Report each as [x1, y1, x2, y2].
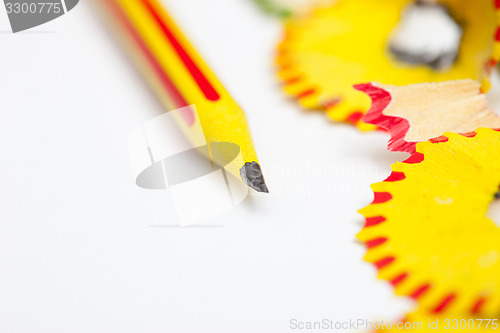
[101, 0, 268, 192]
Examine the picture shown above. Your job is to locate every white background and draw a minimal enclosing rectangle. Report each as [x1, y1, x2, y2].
[0, 0, 445, 332]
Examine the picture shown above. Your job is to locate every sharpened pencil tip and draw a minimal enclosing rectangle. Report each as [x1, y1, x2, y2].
[240, 162, 269, 193]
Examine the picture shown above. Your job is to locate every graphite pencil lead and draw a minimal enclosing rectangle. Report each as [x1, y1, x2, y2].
[240, 162, 269, 193]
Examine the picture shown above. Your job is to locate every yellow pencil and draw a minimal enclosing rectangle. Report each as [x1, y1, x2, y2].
[98, 0, 268, 192]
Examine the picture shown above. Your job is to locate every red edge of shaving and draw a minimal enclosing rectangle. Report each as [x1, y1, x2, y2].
[354, 83, 417, 154]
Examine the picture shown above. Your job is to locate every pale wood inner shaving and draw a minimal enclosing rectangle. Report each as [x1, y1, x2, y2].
[378, 80, 500, 142]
